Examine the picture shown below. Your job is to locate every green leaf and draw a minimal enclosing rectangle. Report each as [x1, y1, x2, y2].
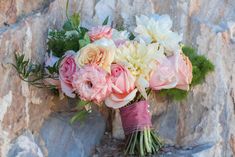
[80, 27, 89, 33]
[69, 110, 88, 124]
[159, 88, 188, 101]
[77, 100, 89, 108]
[11, 53, 50, 88]
[102, 16, 109, 25]
[79, 39, 87, 49]
[63, 20, 73, 31]
[129, 32, 135, 40]
[84, 33, 90, 42]
[70, 13, 80, 29]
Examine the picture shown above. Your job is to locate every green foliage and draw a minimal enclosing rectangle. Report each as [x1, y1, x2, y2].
[129, 32, 135, 40]
[69, 100, 91, 124]
[11, 53, 58, 88]
[45, 56, 63, 75]
[47, 27, 90, 58]
[12, 54, 43, 79]
[116, 24, 125, 31]
[158, 88, 188, 101]
[182, 46, 214, 86]
[158, 46, 214, 101]
[47, 11, 90, 58]
[102, 16, 109, 25]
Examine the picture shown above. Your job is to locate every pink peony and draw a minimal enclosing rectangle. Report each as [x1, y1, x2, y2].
[105, 64, 137, 109]
[72, 64, 112, 104]
[88, 26, 113, 42]
[150, 56, 178, 90]
[59, 51, 78, 98]
[174, 53, 192, 90]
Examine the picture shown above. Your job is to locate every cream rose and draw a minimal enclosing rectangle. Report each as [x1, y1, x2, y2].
[75, 43, 115, 72]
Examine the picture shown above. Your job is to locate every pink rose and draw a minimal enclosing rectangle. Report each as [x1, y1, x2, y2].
[88, 26, 113, 42]
[105, 64, 137, 109]
[72, 64, 112, 104]
[150, 56, 178, 90]
[150, 52, 193, 91]
[59, 51, 78, 98]
[174, 53, 192, 90]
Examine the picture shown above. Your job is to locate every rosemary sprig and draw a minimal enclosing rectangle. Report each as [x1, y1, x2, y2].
[11, 53, 59, 89]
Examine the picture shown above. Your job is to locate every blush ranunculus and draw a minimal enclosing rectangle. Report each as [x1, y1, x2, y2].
[88, 26, 113, 42]
[59, 51, 78, 98]
[105, 64, 137, 109]
[174, 53, 192, 90]
[75, 43, 114, 72]
[149, 56, 178, 90]
[72, 64, 112, 104]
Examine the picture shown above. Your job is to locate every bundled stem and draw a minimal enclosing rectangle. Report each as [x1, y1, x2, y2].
[124, 126, 163, 156]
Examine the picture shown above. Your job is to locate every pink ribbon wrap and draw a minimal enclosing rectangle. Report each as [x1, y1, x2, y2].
[119, 100, 152, 135]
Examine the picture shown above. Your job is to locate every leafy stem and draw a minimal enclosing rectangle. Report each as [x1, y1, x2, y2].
[11, 53, 59, 89]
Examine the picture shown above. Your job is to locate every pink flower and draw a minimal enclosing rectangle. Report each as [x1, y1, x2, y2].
[72, 64, 112, 104]
[174, 53, 192, 90]
[150, 52, 193, 91]
[59, 51, 78, 98]
[88, 26, 113, 42]
[150, 56, 178, 90]
[105, 64, 137, 109]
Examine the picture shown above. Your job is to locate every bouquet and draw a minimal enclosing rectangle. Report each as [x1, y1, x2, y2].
[12, 2, 214, 156]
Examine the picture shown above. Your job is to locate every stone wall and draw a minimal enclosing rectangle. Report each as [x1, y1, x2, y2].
[0, 0, 234, 157]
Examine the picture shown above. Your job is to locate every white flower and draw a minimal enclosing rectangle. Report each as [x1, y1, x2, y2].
[115, 41, 164, 98]
[111, 29, 130, 47]
[112, 29, 129, 41]
[93, 37, 116, 48]
[135, 14, 182, 54]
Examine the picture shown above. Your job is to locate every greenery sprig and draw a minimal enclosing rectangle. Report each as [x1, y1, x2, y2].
[47, 1, 90, 58]
[70, 100, 92, 124]
[11, 53, 59, 93]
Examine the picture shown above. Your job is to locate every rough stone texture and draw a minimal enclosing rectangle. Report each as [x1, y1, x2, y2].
[0, 0, 50, 27]
[7, 131, 43, 157]
[37, 111, 105, 157]
[93, 132, 215, 157]
[7, 111, 105, 157]
[0, 0, 234, 157]
[0, 0, 83, 156]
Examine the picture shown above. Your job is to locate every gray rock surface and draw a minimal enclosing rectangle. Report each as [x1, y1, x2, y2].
[38, 111, 106, 157]
[7, 111, 106, 157]
[7, 131, 43, 157]
[93, 132, 215, 157]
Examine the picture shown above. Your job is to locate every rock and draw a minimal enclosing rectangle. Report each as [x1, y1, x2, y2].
[7, 111, 106, 157]
[93, 132, 216, 157]
[0, 0, 82, 156]
[38, 111, 106, 157]
[111, 110, 125, 140]
[7, 131, 43, 157]
[0, 0, 50, 27]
